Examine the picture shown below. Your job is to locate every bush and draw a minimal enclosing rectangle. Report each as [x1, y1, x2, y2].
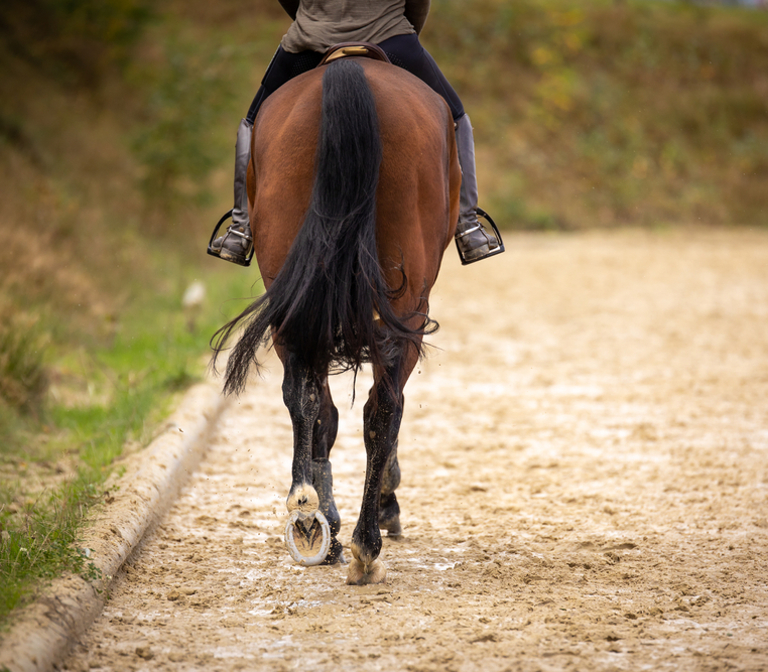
[0, 312, 48, 417]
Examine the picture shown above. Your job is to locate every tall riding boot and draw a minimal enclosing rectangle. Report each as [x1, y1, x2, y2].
[209, 119, 254, 265]
[454, 114, 504, 264]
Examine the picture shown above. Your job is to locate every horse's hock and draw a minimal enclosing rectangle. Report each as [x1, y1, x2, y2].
[61, 228, 768, 671]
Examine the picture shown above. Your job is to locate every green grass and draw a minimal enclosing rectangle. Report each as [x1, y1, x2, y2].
[0, 316, 48, 419]
[0, 266, 258, 626]
[0, 0, 270, 626]
[0, 480, 103, 621]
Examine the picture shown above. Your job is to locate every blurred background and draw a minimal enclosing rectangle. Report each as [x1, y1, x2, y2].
[0, 0, 766, 618]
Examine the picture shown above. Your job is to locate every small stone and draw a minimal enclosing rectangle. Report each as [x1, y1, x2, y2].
[135, 646, 154, 660]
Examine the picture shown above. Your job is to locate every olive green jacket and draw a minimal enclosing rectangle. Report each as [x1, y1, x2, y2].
[278, 0, 431, 53]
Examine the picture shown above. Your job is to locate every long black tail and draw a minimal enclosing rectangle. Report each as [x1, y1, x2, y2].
[212, 59, 432, 395]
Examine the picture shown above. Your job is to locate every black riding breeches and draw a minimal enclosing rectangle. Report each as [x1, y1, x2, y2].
[245, 48, 323, 122]
[244, 33, 465, 124]
[377, 33, 465, 120]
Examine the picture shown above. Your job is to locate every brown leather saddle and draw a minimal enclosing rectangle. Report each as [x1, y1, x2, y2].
[318, 42, 391, 67]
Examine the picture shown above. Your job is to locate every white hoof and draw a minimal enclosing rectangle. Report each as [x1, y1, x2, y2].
[346, 557, 387, 585]
[284, 509, 331, 566]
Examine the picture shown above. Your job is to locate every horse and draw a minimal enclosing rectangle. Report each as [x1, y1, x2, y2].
[212, 54, 461, 585]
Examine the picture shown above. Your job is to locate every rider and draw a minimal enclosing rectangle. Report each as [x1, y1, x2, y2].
[209, 0, 504, 266]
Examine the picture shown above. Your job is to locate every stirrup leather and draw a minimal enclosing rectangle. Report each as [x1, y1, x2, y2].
[206, 209, 254, 267]
[455, 207, 505, 265]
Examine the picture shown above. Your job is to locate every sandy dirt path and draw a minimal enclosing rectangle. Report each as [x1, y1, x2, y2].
[63, 229, 768, 672]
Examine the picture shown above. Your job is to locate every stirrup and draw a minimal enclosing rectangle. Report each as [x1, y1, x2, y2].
[206, 209, 254, 267]
[455, 207, 505, 265]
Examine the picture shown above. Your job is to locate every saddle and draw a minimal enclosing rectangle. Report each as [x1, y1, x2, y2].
[319, 42, 391, 66]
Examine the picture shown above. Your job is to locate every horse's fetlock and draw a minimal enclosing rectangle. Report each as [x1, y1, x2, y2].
[350, 531, 382, 567]
[286, 483, 319, 513]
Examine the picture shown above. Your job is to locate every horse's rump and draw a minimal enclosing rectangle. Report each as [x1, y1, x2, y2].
[213, 58, 460, 393]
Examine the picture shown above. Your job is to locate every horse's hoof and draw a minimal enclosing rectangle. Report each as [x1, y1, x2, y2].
[379, 514, 402, 538]
[346, 558, 387, 585]
[378, 492, 401, 537]
[284, 509, 331, 566]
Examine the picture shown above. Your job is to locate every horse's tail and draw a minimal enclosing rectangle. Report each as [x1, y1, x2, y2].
[213, 59, 432, 395]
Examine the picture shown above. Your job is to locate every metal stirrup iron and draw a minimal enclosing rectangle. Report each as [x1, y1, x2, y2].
[206, 209, 255, 267]
[455, 224, 483, 239]
[455, 207, 505, 265]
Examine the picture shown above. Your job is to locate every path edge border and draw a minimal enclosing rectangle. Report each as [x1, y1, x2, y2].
[0, 380, 229, 672]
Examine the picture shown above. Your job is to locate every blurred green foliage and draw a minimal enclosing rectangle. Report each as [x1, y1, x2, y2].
[0, 0, 266, 622]
[130, 36, 237, 208]
[427, 0, 768, 227]
[0, 0, 152, 85]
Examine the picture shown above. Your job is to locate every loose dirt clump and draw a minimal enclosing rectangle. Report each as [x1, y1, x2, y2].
[63, 229, 768, 671]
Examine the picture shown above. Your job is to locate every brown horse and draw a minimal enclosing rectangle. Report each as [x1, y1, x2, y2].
[213, 56, 460, 584]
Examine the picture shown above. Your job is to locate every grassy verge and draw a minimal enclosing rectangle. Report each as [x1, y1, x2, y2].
[0, 264, 256, 625]
[0, 0, 276, 628]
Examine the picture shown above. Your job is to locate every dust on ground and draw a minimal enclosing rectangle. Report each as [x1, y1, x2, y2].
[63, 228, 768, 671]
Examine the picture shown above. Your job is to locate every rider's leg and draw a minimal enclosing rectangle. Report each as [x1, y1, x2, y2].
[378, 33, 503, 263]
[210, 48, 323, 264]
[454, 112, 501, 263]
[209, 118, 253, 264]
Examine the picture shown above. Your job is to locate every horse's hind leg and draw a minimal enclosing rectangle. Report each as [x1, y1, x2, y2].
[281, 352, 334, 565]
[311, 379, 345, 564]
[347, 355, 411, 585]
[282, 351, 320, 512]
